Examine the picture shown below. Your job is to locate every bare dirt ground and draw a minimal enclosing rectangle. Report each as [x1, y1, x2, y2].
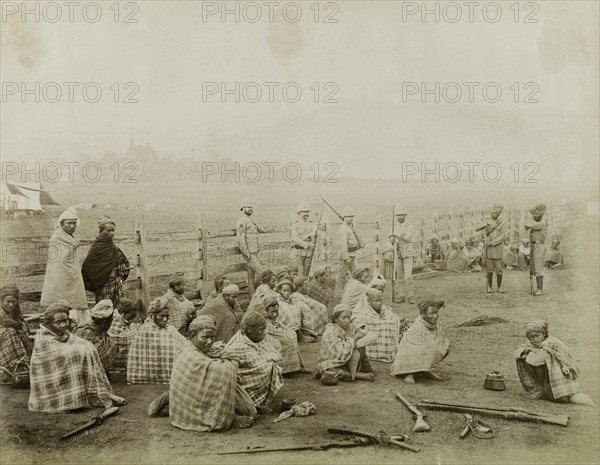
[1, 215, 598, 465]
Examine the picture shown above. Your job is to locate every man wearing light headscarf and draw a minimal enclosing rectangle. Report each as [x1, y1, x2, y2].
[525, 204, 548, 295]
[476, 204, 507, 293]
[40, 207, 90, 326]
[74, 299, 119, 371]
[162, 272, 197, 335]
[82, 216, 130, 308]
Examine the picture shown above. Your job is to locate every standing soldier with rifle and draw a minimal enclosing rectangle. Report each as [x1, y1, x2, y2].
[236, 198, 264, 293]
[291, 201, 318, 278]
[389, 205, 416, 304]
[525, 204, 547, 296]
[335, 206, 365, 299]
[475, 204, 507, 294]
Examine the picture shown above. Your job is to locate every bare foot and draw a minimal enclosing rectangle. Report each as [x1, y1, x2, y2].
[569, 392, 596, 406]
[299, 367, 312, 374]
[421, 371, 443, 381]
[233, 415, 254, 428]
[404, 374, 416, 384]
[355, 372, 376, 382]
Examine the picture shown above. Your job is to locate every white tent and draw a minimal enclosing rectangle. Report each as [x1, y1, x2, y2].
[0, 182, 59, 211]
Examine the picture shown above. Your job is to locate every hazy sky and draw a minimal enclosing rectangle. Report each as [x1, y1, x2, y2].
[1, 1, 598, 188]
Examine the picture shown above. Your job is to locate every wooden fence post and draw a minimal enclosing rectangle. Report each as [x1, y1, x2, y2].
[134, 206, 150, 307]
[374, 218, 381, 274]
[197, 214, 206, 292]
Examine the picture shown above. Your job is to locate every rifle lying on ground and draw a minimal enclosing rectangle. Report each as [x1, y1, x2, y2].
[418, 399, 569, 427]
[217, 437, 372, 455]
[327, 428, 421, 452]
[396, 393, 430, 432]
[61, 406, 120, 439]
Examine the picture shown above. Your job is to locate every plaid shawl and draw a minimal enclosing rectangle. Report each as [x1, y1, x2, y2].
[169, 345, 238, 432]
[265, 322, 302, 374]
[74, 322, 119, 370]
[352, 303, 401, 362]
[249, 284, 278, 308]
[292, 292, 328, 335]
[225, 332, 283, 408]
[107, 311, 140, 372]
[514, 336, 581, 399]
[82, 237, 130, 291]
[306, 279, 332, 307]
[276, 297, 317, 336]
[315, 323, 356, 375]
[127, 320, 191, 384]
[162, 288, 196, 335]
[391, 316, 450, 376]
[0, 325, 31, 385]
[29, 326, 119, 412]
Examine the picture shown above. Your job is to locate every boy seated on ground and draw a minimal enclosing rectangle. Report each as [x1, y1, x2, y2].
[315, 304, 376, 385]
[545, 240, 564, 269]
[514, 320, 594, 406]
[74, 299, 119, 372]
[275, 279, 318, 343]
[391, 300, 449, 384]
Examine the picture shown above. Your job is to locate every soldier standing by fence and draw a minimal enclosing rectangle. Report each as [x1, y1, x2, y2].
[335, 206, 364, 299]
[525, 204, 547, 296]
[389, 205, 415, 304]
[476, 204, 507, 294]
[236, 198, 263, 293]
[291, 201, 317, 278]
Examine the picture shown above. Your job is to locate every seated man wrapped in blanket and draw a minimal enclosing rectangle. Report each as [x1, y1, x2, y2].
[225, 312, 283, 413]
[147, 315, 257, 430]
[306, 268, 333, 308]
[340, 267, 371, 310]
[514, 320, 594, 406]
[291, 276, 329, 335]
[352, 287, 402, 363]
[315, 304, 377, 385]
[107, 299, 141, 373]
[127, 296, 190, 384]
[29, 302, 125, 412]
[391, 299, 450, 384]
[74, 299, 119, 372]
[0, 285, 33, 387]
[275, 279, 318, 343]
[248, 269, 279, 309]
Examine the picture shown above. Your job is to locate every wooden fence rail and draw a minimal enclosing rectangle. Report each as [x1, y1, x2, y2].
[2, 203, 579, 307]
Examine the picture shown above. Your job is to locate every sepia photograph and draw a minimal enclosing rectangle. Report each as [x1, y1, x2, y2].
[0, 1, 598, 463]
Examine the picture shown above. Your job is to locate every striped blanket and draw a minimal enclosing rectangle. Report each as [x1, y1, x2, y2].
[127, 320, 191, 384]
[277, 297, 317, 336]
[225, 332, 283, 408]
[74, 322, 119, 370]
[292, 292, 328, 335]
[315, 323, 356, 375]
[107, 311, 140, 372]
[29, 326, 122, 412]
[352, 302, 401, 362]
[265, 322, 302, 374]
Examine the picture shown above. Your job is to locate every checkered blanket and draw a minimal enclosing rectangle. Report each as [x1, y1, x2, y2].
[162, 288, 196, 334]
[0, 325, 31, 385]
[127, 320, 191, 384]
[514, 336, 581, 399]
[94, 274, 125, 308]
[277, 297, 317, 336]
[265, 322, 302, 374]
[315, 323, 356, 375]
[293, 292, 328, 335]
[29, 326, 120, 412]
[74, 322, 119, 370]
[225, 332, 283, 408]
[169, 345, 239, 431]
[107, 311, 140, 372]
[306, 280, 332, 307]
[391, 316, 450, 376]
[249, 284, 278, 308]
[352, 303, 401, 362]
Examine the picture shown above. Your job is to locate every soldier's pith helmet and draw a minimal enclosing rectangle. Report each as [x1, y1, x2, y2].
[297, 201, 311, 214]
[342, 206, 355, 218]
[240, 197, 253, 210]
[394, 205, 407, 215]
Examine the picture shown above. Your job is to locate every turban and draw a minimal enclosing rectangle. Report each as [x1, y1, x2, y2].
[418, 300, 445, 314]
[148, 296, 169, 315]
[529, 204, 546, 216]
[260, 269, 276, 284]
[189, 315, 217, 333]
[352, 266, 369, 279]
[98, 216, 116, 227]
[240, 311, 266, 330]
[222, 284, 239, 295]
[118, 299, 135, 314]
[370, 274, 386, 286]
[58, 207, 78, 223]
[44, 300, 71, 318]
[263, 294, 278, 309]
[169, 272, 186, 287]
[525, 320, 548, 336]
[312, 267, 327, 278]
[491, 204, 504, 214]
[293, 276, 307, 290]
[331, 304, 352, 322]
[91, 299, 114, 319]
[276, 279, 293, 290]
[451, 237, 459, 244]
[0, 284, 20, 300]
[365, 288, 382, 299]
